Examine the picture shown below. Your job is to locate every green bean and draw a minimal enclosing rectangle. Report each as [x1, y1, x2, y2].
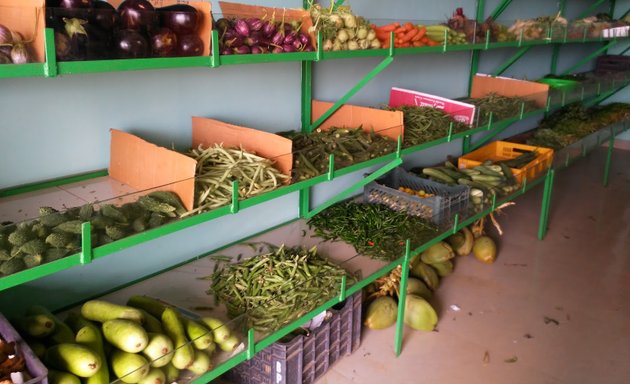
[206, 243, 354, 332]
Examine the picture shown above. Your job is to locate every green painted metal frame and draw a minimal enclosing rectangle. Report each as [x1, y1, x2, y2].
[560, 41, 617, 76]
[577, 0, 608, 19]
[492, 47, 532, 76]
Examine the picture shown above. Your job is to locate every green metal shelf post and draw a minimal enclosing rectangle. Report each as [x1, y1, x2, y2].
[394, 240, 412, 356]
[604, 132, 616, 187]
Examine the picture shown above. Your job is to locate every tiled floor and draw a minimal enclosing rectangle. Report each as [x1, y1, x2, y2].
[317, 147, 630, 384]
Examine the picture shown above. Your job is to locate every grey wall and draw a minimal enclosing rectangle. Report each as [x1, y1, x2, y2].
[1, 0, 628, 314]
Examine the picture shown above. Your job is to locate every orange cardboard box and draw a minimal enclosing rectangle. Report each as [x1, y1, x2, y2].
[219, 1, 316, 48]
[311, 100, 404, 141]
[0, 0, 46, 63]
[191, 116, 293, 180]
[96, 0, 213, 56]
[109, 129, 197, 211]
[471, 74, 550, 108]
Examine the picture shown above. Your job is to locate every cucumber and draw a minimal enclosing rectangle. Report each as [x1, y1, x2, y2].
[44, 343, 102, 378]
[161, 308, 194, 370]
[188, 349, 212, 375]
[138, 309, 164, 334]
[81, 300, 145, 323]
[138, 367, 166, 384]
[48, 370, 81, 384]
[127, 295, 169, 319]
[143, 333, 174, 368]
[69, 314, 109, 384]
[421, 168, 456, 184]
[162, 363, 180, 383]
[110, 350, 150, 384]
[200, 317, 231, 344]
[183, 317, 213, 350]
[102, 319, 149, 353]
[14, 314, 56, 338]
[26, 305, 75, 345]
[473, 165, 504, 177]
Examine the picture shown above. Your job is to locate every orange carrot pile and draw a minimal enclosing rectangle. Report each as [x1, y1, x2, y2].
[371, 22, 441, 48]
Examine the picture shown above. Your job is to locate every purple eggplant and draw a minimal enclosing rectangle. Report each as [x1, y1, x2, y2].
[283, 32, 296, 45]
[158, 4, 199, 35]
[271, 31, 284, 46]
[282, 43, 296, 52]
[89, 1, 117, 31]
[224, 34, 243, 48]
[215, 18, 231, 32]
[298, 33, 309, 46]
[233, 45, 251, 54]
[177, 34, 203, 56]
[118, 0, 157, 32]
[234, 19, 250, 37]
[271, 46, 283, 53]
[262, 21, 276, 37]
[246, 17, 263, 32]
[150, 27, 177, 57]
[114, 29, 149, 59]
[59, 0, 92, 8]
[292, 39, 303, 50]
[220, 47, 232, 55]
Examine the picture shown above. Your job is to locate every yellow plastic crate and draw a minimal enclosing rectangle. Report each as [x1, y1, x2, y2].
[458, 141, 554, 184]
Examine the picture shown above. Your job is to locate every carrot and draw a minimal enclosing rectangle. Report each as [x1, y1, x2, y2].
[399, 42, 411, 48]
[375, 30, 390, 42]
[382, 39, 391, 49]
[427, 39, 441, 46]
[394, 27, 406, 34]
[420, 36, 430, 44]
[399, 28, 418, 43]
[378, 22, 400, 32]
[403, 22, 415, 30]
[412, 40, 424, 47]
[415, 26, 426, 40]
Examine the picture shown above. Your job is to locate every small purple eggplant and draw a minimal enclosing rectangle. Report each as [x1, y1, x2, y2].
[234, 19, 250, 37]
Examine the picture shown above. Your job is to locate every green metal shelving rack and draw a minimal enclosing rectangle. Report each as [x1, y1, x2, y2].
[1, 0, 629, 383]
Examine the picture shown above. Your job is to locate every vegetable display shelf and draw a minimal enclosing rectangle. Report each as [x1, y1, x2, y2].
[1, 0, 628, 381]
[43, 169, 551, 384]
[0, 27, 627, 79]
[1, 79, 626, 293]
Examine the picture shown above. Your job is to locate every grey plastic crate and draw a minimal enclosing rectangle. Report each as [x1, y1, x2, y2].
[225, 291, 362, 384]
[0, 313, 48, 384]
[364, 167, 470, 225]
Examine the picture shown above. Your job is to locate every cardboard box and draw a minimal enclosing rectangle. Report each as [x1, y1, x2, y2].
[191, 116, 293, 179]
[471, 74, 550, 108]
[0, 0, 46, 63]
[311, 100, 404, 141]
[109, 129, 197, 211]
[219, 1, 316, 48]
[389, 87, 476, 126]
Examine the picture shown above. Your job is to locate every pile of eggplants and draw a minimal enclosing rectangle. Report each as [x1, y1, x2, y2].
[45, 0, 205, 61]
[216, 16, 315, 55]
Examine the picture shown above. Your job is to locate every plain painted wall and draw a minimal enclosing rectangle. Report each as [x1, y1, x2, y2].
[0, 0, 628, 314]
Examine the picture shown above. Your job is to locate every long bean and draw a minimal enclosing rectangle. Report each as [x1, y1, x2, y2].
[281, 127, 398, 182]
[184, 144, 290, 216]
[466, 93, 538, 126]
[206, 244, 355, 333]
[384, 105, 470, 147]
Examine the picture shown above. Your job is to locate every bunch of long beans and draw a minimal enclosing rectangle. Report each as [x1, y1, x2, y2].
[308, 201, 440, 261]
[185, 144, 289, 216]
[281, 127, 398, 181]
[466, 93, 539, 126]
[207, 244, 353, 333]
[385, 105, 470, 147]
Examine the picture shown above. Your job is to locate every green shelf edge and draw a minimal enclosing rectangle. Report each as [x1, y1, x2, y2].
[1, 35, 626, 79]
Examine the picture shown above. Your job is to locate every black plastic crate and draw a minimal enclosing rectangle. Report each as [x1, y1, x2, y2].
[225, 291, 362, 384]
[596, 55, 630, 74]
[364, 167, 469, 225]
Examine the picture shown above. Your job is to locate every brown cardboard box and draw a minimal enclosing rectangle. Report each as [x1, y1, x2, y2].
[0, 0, 46, 63]
[471, 74, 550, 108]
[311, 100, 404, 141]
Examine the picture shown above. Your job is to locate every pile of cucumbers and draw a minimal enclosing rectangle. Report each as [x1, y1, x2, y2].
[12, 297, 239, 384]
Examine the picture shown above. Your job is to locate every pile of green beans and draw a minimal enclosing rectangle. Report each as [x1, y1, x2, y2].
[308, 201, 440, 261]
[281, 127, 398, 182]
[207, 244, 354, 333]
[185, 144, 289, 216]
[466, 93, 539, 126]
[384, 106, 470, 147]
